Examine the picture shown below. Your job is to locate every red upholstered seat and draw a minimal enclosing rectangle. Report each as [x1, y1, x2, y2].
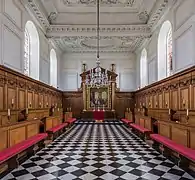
[0, 133, 48, 164]
[67, 118, 77, 124]
[150, 134, 195, 162]
[47, 123, 69, 133]
[130, 123, 151, 133]
[121, 119, 132, 124]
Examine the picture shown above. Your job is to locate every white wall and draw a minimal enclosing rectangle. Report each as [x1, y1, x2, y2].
[0, 0, 62, 87]
[60, 52, 136, 91]
[136, 0, 195, 89]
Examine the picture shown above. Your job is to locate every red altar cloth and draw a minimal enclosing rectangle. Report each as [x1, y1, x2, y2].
[93, 111, 104, 120]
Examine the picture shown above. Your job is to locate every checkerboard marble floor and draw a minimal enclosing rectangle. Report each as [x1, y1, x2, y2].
[3, 121, 195, 180]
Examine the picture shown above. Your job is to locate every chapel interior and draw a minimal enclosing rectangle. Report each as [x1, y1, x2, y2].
[0, 0, 195, 180]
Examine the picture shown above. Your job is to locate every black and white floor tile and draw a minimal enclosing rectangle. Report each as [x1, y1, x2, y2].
[3, 121, 195, 180]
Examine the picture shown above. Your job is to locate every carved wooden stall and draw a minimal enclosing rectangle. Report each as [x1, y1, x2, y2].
[0, 65, 64, 147]
[134, 66, 195, 149]
[63, 91, 83, 118]
[115, 92, 134, 119]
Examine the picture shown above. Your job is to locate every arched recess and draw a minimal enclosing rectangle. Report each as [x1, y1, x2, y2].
[158, 20, 173, 80]
[24, 21, 40, 80]
[140, 48, 148, 88]
[50, 49, 57, 87]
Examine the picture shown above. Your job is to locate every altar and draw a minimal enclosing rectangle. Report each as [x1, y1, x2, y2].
[80, 66, 117, 120]
[81, 110, 116, 120]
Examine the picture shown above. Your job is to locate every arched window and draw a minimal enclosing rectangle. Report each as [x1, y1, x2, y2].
[140, 49, 148, 88]
[24, 21, 40, 80]
[24, 28, 30, 76]
[50, 49, 57, 87]
[158, 20, 172, 80]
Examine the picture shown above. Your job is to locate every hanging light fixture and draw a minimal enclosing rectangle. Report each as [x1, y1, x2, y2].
[85, 0, 110, 88]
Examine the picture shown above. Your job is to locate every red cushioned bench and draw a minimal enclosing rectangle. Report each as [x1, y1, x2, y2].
[47, 123, 69, 140]
[67, 118, 77, 125]
[0, 133, 47, 176]
[130, 123, 151, 140]
[150, 134, 195, 167]
[121, 119, 133, 125]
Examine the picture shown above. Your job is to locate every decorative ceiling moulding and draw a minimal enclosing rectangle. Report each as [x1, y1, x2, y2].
[25, 0, 50, 29]
[46, 25, 151, 37]
[63, 0, 136, 7]
[147, 0, 169, 28]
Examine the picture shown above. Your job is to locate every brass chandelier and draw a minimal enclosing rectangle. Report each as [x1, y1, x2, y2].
[85, 0, 110, 88]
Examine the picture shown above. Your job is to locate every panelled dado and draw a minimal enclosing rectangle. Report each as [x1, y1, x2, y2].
[134, 66, 195, 150]
[0, 65, 62, 126]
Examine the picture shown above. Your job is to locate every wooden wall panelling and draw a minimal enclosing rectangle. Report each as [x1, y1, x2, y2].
[164, 91, 170, 109]
[18, 89, 25, 109]
[0, 70, 5, 110]
[34, 93, 39, 109]
[153, 94, 157, 108]
[0, 127, 8, 151]
[171, 124, 188, 147]
[158, 93, 163, 108]
[44, 94, 48, 108]
[179, 71, 191, 109]
[158, 122, 171, 138]
[192, 85, 195, 110]
[115, 92, 133, 118]
[144, 117, 152, 131]
[39, 94, 44, 108]
[180, 87, 189, 110]
[63, 92, 83, 118]
[7, 73, 17, 110]
[171, 90, 178, 110]
[189, 128, 195, 149]
[26, 123, 39, 138]
[140, 118, 145, 128]
[9, 125, 26, 147]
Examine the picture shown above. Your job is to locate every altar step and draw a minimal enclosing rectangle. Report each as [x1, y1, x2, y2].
[75, 119, 123, 125]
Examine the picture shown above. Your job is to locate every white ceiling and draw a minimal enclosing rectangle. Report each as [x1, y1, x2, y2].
[25, 0, 171, 53]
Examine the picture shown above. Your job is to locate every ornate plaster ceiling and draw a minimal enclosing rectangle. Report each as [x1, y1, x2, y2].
[24, 0, 171, 53]
[53, 36, 145, 53]
[63, 0, 136, 7]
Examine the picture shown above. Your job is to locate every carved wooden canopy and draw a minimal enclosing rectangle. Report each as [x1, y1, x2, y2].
[80, 67, 118, 84]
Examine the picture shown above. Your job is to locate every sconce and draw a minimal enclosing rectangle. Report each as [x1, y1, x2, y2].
[46, 102, 48, 107]
[110, 63, 116, 72]
[165, 101, 168, 108]
[29, 101, 32, 108]
[82, 63, 87, 72]
[55, 103, 57, 108]
[186, 109, 189, 124]
[58, 108, 60, 112]
[11, 98, 14, 108]
[156, 102, 158, 108]
[183, 99, 186, 108]
[7, 108, 11, 120]
[39, 102, 42, 108]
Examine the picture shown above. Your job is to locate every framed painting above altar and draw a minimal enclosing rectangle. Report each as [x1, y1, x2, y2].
[86, 87, 111, 109]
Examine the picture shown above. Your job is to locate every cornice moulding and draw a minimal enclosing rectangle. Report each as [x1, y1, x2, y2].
[46, 25, 151, 37]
